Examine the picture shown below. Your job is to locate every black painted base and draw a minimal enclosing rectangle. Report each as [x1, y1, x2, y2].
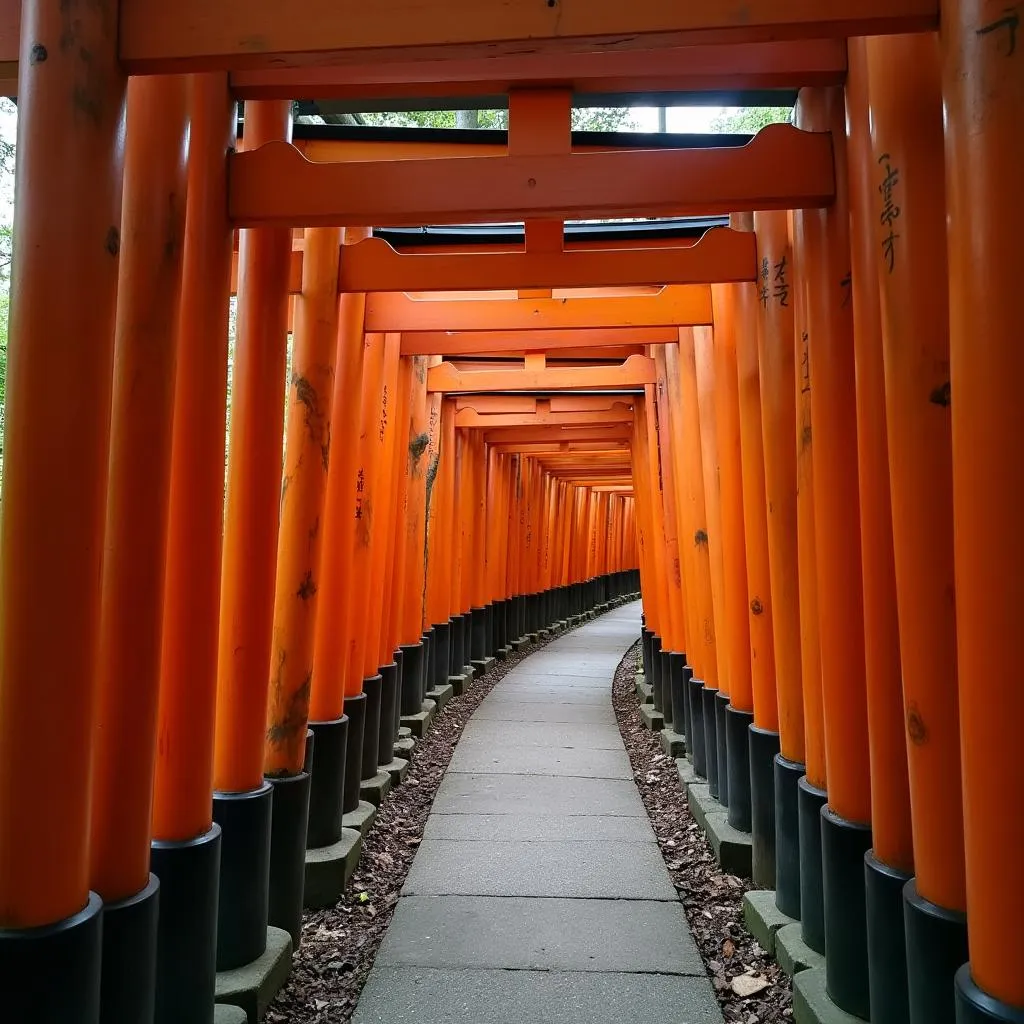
[688, 677, 707, 777]
[774, 755, 804, 919]
[749, 726, 780, 888]
[212, 783, 272, 970]
[399, 642, 424, 716]
[0, 891, 103, 1024]
[660, 649, 674, 729]
[470, 607, 487, 662]
[342, 693, 366, 815]
[821, 805, 872, 1019]
[150, 824, 221, 1024]
[360, 674, 382, 780]
[726, 705, 753, 832]
[378, 663, 398, 767]
[307, 717, 348, 847]
[100, 873, 160, 1024]
[865, 850, 911, 1024]
[668, 653, 689, 747]
[420, 631, 432, 699]
[268, 769, 312, 948]
[905, 878, 969, 1024]
[798, 777, 827, 954]
[650, 634, 664, 712]
[715, 692, 730, 809]
[432, 622, 451, 690]
[702, 687, 720, 799]
[642, 628, 654, 680]
[956, 965, 1024, 1023]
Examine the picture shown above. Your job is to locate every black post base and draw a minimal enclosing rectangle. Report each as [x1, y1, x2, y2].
[432, 622, 451, 690]
[342, 692, 366, 814]
[821, 805, 872, 1020]
[268, 769, 312, 948]
[955, 965, 1024, 1023]
[865, 851, 911, 1024]
[688, 677, 707, 777]
[0, 891, 103, 1024]
[100, 874, 160, 1024]
[398, 642, 424, 716]
[715, 691, 730, 809]
[798, 777, 828, 954]
[650, 634, 664, 712]
[749, 726, 781, 888]
[212, 783, 273, 970]
[450, 616, 465, 677]
[774, 755, 804, 919]
[378, 663, 398, 767]
[660, 649, 674, 729]
[360, 674, 382, 780]
[904, 879, 969, 1024]
[702, 687, 720, 799]
[668, 653, 689, 744]
[642, 628, 653, 680]
[150, 824, 221, 1024]
[470, 607, 487, 662]
[420, 631, 433, 699]
[726, 706, 753, 832]
[485, 603, 496, 657]
[307, 717, 348, 848]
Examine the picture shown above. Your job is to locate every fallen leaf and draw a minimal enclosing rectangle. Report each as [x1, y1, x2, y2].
[731, 974, 770, 998]
[722, 938, 735, 958]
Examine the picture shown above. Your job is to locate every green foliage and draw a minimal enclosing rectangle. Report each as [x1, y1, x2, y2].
[358, 106, 637, 132]
[710, 106, 793, 134]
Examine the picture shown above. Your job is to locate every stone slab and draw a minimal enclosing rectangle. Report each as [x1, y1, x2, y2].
[639, 704, 665, 732]
[458, 719, 624, 749]
[433, 773, 646, 817]
[462, 664, 477, 681]
[383, 757, 410, 786]
[470, 656, 496, 676]
[777, 923, 826, 977]
[352, 966, 722, 1024]
[394, 736, 416, 759]
[472, 702, 615, 725]
[215, 1004, 248, 1024]
[360, 770, 392, 807]
[423, 812, 656, 843]
[704, 811, 753, 879]
[215, 926, 293, 1024]
[742, 890, 797, 955]
[426, 682, 454, 712]
[402, 839, 676, 900]
[635, 680, 654, 704]
[304, 828, 363, 908]
[400, 699, 436, 738]
[484, 689, 611, 706]
[376, 896, 705, 974]
[343, 800, 378, 837]
[448, 672, 470, 696]
[447, 743, 633, 779]
[398, 726, 412, 739]
[659, 728, 686, 757]
[495, 646, 511, 661]
[503, 672, 613, 687]
[793, 967, 865, 1024]
[511, 638, 529, 651]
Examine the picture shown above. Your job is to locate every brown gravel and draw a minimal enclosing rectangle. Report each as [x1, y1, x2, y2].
[267, 626, 577, 1024]
[611, 640, 794, 1024]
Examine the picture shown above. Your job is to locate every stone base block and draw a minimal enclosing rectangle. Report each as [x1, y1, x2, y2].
[511, 638, 529, 652]
[537, 629, 550, 640]
[639, 704, 664, 732]
[448, 673, 470, 696]
[794, 967, 865, 1024]
[677, 760, 752, 878]
[634, 670, 645, 686]
[382, 757, 410, 787]
[215, 926, 292, 1024]
[342, 800, 377, 837]
[359, 770, 392, 807]
[304, 829, 363, 909]
[394, 737, 416, 759]
[635, 680, 654, 705]
[400, 699, 436, 738]
[426, 683, 454, 713]
[471, 656, 496, 677]
[659, 728, 685, 757]
[398, 726, 411, 739]
[743, 890, 797, 955]
[215, 1004, 249, 1024]
[777, 923, 825, 977]
[529, 632, 540, 643]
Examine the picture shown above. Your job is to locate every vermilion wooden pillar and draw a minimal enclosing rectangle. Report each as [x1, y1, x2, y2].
[846, 37, 916, 1024]
[152, 73, 236, 1024]
[0, 0, 125, 1012]
[212, 98, 293, 972]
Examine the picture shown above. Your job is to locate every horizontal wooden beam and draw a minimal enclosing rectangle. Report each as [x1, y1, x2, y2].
[455, 394, 637, 414]
[338, 229, 755, 292]
[114, 0, 936, 74]
[481, 425, 633, 443]
[228, 125, 833, 227]
[458, 405, 634, 428]
[365, 286, 711, 332]
[491, 442, 629, 453]
[428, 354, 655, 393]
[230, 39, 846, 100]
[400, 328, 670, 357]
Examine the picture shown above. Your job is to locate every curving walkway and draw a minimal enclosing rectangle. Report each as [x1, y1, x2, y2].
[353, 601, 723, 1024]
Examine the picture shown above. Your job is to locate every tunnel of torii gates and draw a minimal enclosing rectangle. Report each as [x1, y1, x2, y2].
[0, 3, 1020, 1024]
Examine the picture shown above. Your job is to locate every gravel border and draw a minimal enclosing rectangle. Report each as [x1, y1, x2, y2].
[267, 624, 583, 1023]
[611, 640, 794, 1023]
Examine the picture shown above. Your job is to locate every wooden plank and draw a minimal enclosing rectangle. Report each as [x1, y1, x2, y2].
[400, 328, 671, 356]
[429, 354, 656, 393]
[481, 425, 633, 443]
[228, 125, 834, 226]
[366, 286, 711, 332]
[338, 229, 756, 291]
[457, 405, 634, 428]
[117, 0, 936, 73]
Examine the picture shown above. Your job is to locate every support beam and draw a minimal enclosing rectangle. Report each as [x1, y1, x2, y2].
[457, 405, 634, 428]
[228, 126, 834, 227]
[428, 354, 656, 393]
[482, 425, 633, 444]
[399, 329, 669, 357]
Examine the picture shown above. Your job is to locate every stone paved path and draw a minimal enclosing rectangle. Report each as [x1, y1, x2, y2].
[353, 600, 723, 1024]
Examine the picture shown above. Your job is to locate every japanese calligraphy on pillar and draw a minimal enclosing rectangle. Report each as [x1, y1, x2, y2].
[878, 152, 902, 273]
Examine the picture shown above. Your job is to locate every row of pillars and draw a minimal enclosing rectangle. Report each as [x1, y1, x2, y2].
[0, 70, 640, 1023]
[635, 31, 1022, 1024]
